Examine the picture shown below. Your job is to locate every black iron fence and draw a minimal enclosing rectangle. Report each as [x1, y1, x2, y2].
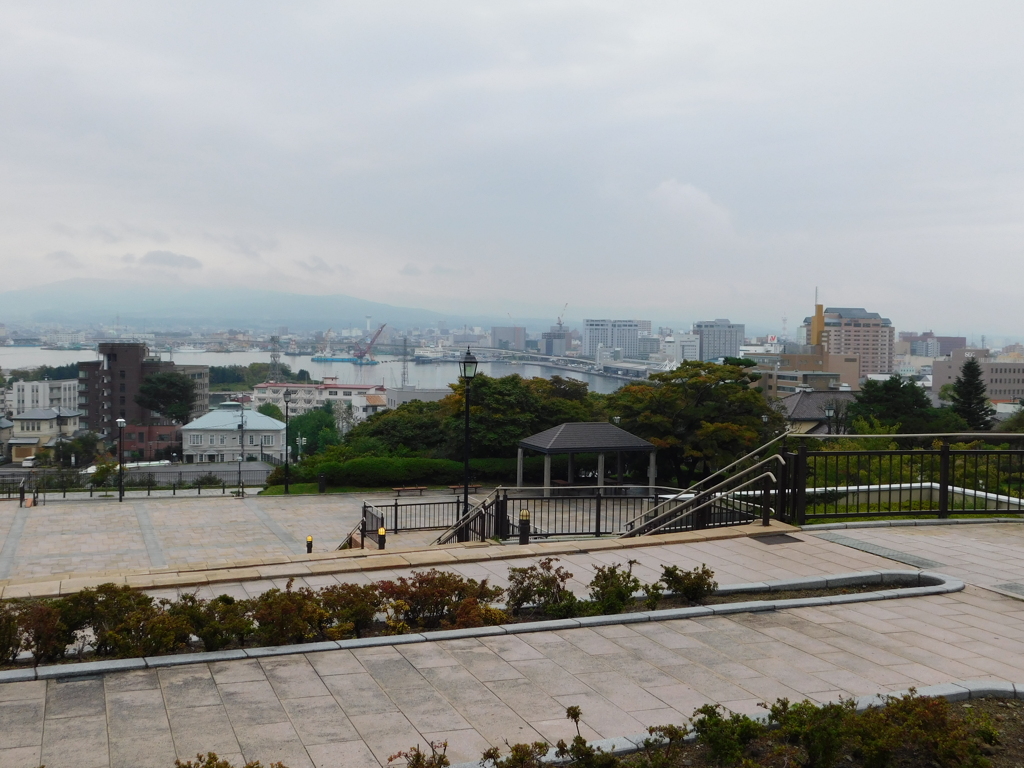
[0, 468, 271, 501]
[778, 445, 1024, 524]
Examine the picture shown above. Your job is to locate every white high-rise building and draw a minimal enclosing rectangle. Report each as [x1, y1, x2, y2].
[8, 379, 79, 415]
[693, 319, 745, 361]
[664, 334, 700, 364]
[582, 319, 648, 359]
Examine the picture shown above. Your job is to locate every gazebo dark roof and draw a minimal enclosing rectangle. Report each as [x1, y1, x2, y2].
[518, 422, 654, 455]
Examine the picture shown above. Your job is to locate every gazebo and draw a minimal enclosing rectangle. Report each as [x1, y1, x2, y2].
[517, 422, 656, 495]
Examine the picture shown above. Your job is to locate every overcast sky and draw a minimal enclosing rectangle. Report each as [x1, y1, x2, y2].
[2, 2, 1023, 339]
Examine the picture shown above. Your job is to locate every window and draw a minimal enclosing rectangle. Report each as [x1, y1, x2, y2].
[120, 383, 125, 393]
[189, 434, 202, 445]
[119, 370, 125, 379]
[209, 435, 216, 445]
[219, 435, 226, 445]
[158, 433, 170, 441]
[329, 391, 338, 396]
[138, 432, 145, 441]
[249, 434, 256, 445]
[119, 397, 125, 405]
[262, 434, 275, 446]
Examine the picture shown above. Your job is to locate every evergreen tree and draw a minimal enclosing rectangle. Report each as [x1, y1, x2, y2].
[950, 357, 995, 430]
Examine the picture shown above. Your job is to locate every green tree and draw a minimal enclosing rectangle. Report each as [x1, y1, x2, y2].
[606, 361, 783, 488]
[848, 375, 967, 433]
[289, 403, 339, 456]
[345, 399, 447, 455]
[257, 402, 285, 421]
[998, 406, 1024, 433]
[950, 357, 995, 430]
[135, 372, 196, 423]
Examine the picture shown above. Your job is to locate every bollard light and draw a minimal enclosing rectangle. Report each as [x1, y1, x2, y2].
[378, 526, 387, 550]
[306, 535, 313, 554]
[518, 509, 530, 545]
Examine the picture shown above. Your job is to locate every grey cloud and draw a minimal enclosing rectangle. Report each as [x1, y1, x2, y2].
[44, 250, 82, 268]
[399, 264, 422, 276]
[139, 250, 202, 269]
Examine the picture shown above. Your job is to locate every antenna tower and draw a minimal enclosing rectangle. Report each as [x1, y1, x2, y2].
[268, 336, 281, 382]
[401, 337, 409, 388]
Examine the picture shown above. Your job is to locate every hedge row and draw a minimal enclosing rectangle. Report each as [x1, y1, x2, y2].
[266, 455, 574, 487]
[0, 560, 717, 666]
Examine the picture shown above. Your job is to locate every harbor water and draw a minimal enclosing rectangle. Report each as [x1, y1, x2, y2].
[0, 348, 629, 395]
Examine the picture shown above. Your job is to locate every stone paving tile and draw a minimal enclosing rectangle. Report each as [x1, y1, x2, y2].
[166, 705, 241, 760]
[12, 524, 1024, 765]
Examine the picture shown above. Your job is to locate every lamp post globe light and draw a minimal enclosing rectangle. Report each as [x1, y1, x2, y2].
[824, 405, 836, 435]
[458, 347, 478, 542]
[283, 390, 292, 495]
[116, 418, 126, 503]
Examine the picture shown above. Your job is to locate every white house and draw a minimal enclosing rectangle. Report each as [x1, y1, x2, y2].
[181, 402, 285, 464]
[250, 378, 387, 430]
[6, 407, 81, 461]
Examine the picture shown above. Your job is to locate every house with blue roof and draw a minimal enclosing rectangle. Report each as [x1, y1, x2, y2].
[181, 401, 285, 464]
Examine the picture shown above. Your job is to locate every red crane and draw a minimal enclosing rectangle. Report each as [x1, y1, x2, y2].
[353, 323, 387, 360]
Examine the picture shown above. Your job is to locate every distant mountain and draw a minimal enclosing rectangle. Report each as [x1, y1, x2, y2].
[0, 280, 532, 331]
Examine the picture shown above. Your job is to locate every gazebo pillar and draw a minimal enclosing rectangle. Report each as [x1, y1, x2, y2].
[543, 454, 551, 497]
[648, 450, 657, 494]
[597, 453, 605, 487]
[516, 447, 524, 488]
[617, 452, 623, 484]
[567, 453, 574, 484]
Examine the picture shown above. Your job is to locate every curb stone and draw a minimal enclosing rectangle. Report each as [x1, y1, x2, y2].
[449, 679, 1024, 768]
[802, 517, 1023, 531]
[2, 570, 965, 681]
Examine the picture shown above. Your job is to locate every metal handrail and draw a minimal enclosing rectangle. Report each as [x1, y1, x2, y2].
[620, 453, 786, 533]
[432, 488, 500, 545]
[622, 470, 777, 537]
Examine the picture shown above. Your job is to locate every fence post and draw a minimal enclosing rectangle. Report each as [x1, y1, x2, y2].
[761, 475, 771, 526]
[394, 499, 399, 534]
[147, 479, 151, 497]
[318, 473, 326, 494]
[500, 491, 509, 539]
[360, 505, 367, 549]
[594, 489, 602, 537]
[795, 446, 808, 526]
[172, 482, 176, 496]
[938, 442, 950, 519]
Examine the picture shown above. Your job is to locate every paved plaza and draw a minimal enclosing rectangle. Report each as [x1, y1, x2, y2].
[0, 493, 462, 582]
[6, 514, 1024, 767]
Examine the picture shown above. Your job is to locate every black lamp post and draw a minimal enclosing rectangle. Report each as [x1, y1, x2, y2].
[824, 405, 836, 435]
[237, 404, 245, 498]
[283, 390, 292, 495]
[116, 418, 126, 502]
[458, 347, 478, 541]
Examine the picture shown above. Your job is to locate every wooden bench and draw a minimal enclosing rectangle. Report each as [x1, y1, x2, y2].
[449, 484, 482, 494]
[392, 486, 427, 496]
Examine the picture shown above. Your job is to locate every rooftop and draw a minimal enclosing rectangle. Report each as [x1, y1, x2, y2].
[519, 421, 654, 454]
[184, 402, 285, 430]
[13, 407, 82, 420]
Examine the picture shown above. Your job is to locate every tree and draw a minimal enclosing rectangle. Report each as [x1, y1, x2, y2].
[288, 403, 339, 456]
[848, 375, 967, 434]
[135, 372, 196, 423]
[257, 403, 285, 421]
[605, 361, 783, 488]
[950, 357, 995, 430]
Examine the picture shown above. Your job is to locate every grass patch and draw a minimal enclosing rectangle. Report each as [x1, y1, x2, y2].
[259, 483, 460, 495]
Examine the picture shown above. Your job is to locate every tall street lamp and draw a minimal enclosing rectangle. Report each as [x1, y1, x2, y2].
[283, 390, 292, 494]
[116, 418, 126, 502]
[824, 405, 836, 435]
[458, 347, 478, 542]
[237, 404, 246, 498]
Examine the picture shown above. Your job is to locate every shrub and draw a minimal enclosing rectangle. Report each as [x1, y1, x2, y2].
[377, 569, 503, 630]
[192, 473, 223, 488]
[18, 600, 74, 665]
[505, 557, 574, 616]
[388, 741, 451, 767]
[588, 561, 642, 615]
[175, 753, 289, 768]
[63, 583, 160, 656]
[319, 583, 383, 639]
[768, 697, 853, 768]
[660, 564, 718, 604]
[848, 691, 993, 768]
[251, 579, 327, 646]
[690, 704, 765, 766]
[169, 594, 254, 652]
[0, 601, 22, 663]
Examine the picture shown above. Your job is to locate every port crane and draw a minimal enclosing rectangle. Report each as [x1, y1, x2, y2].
[352, 323, 386, 361]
